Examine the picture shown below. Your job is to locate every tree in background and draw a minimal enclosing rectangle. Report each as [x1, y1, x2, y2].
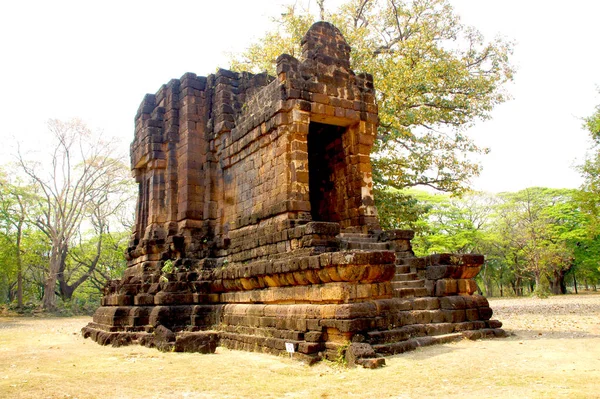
[0, 172, 38, 308]
[19, 229, 50, 303]
[404, 191, 506, 296]
[56, 165, 133, 302]
[16, 119, 133, 311]
[0, 172, 51, 307]
[375, 188, 432, 233]
[484, 188, 585, 295]
[579, 99, 600, 229]
[411, 191, 495, 256]
[66, 230, 129, 310]
[573, 96, 600, 290]
[396, 188, 595, 296]
[230, 0, 514, 221]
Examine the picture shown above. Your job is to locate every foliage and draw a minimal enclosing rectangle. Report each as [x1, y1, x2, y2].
[578, 97, 600, 232]
[231, 0, 514, 198]
[0, 171, 42, 307]
[67, 230, 129, 308]
[410, 191, 495, 256]
[401, 188, 596, 296]
[572, 96, 600, 290]
[159, 259, 175, 283]
[161, 259, 175, 274]
[374, 188, 431, 233]
[15, 119, 135, 310]
[583, 101, 600, 142]
[485, 188, 589, 295]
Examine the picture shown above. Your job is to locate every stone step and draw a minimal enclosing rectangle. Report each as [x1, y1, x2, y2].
[339, 233, 376, 238]
[372, 333, 464, 355]
[338, 234, 379, 243]
[392, 280, 425, 289]
[342, 241, 390, 250]
[395, 265, 411, 274]
[393, 272, 418, 282]
[396, 257, 426, 269]
[392, 286, 428, 299]
[394, 288, 415, 298]
[347, 237, 379, 243]
[367, 324, 457, 345]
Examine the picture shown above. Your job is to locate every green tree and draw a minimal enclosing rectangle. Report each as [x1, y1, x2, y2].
[68, 230, 129, 309]
[493, 188, 587, 296]
[579, 99, 600, 228]
[409, 191, 493, 256]
[485, 208, 529, 296]
[0, 174, 51, 307]
[406, 188, 592, 297]
[17, 119, 133, 310]
[231, 0, 514, 200]
[570, 234, 600, 292]
[0, 171, 39, 307]
[375, 188, 432, 233]
[572, 97, 600, 291]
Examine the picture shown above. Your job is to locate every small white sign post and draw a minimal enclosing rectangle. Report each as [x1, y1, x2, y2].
[285, 342, 295, 359]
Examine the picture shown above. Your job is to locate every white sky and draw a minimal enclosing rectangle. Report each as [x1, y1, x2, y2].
[0, 0, 598, 193]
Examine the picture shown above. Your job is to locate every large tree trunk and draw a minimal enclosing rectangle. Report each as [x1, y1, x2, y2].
[42, 250, 60, 310]
[59, 281, 75, 301]
[7, 281, 17, 302]
[42, 242, 68, 310]
[550, 269, 567, 295]
[511, 276, 523, 296]
[58, 231, 103, 302]
[549, 280, 561, 295]
[16, 224, 23, 309]
[42, 279, 57, 310]
[484, 280, 493, 297]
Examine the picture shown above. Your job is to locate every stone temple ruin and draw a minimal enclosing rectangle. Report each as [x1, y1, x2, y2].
[82, 22, 504, 367]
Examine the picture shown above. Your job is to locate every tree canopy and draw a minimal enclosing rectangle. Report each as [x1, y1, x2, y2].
[230, 0, 514, 195]
[579, 98, 600, 230]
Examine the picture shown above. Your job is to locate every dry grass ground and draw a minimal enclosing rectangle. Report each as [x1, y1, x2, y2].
[1, 293, 599, 399]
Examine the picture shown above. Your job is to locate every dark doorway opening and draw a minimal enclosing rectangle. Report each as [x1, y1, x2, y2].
[307, 122, 346, 222]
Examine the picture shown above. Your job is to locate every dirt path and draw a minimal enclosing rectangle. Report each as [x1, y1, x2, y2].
[1, 294, 599, 399]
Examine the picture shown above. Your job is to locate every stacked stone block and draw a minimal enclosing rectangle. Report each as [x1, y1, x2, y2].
[82, 22, 504, 366]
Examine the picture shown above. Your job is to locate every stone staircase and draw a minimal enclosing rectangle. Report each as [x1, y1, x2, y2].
[338, 233, 429, 299]
[392, 258, 428, 298]
[338, 233, 390, 251]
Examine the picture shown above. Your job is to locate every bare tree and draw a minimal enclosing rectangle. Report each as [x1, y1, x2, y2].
[316, 0, 326, 20]
[17, 119, 130, 310]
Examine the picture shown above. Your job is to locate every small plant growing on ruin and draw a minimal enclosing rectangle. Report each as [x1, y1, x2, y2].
[159, 260, 175, 283]
[334, 342, 350, 367]
[450, 255, 462, 265]
[162, 259, 175, 274]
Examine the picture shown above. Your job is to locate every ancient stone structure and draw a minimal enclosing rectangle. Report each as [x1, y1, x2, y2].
[82, 22, 504, 367]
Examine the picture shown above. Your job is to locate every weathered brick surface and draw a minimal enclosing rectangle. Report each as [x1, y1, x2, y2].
[83, 22, 502, 366]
